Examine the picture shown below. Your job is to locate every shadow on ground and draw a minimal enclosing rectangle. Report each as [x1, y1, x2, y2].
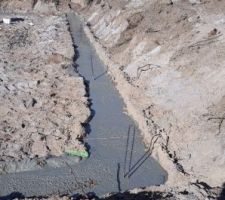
[217, 183, 225, 200]
[2, 184, 225, 200]
[101, 191, 174, 200]
[72, 191, 174, 200]
[0, 192, 25, 200]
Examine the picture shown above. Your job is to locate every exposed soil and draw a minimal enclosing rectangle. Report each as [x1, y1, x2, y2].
[0, 0, 71, 14]
[0, 13, 90, 173]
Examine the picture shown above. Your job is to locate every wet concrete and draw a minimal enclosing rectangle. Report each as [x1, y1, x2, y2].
[0, 13, 167, 198]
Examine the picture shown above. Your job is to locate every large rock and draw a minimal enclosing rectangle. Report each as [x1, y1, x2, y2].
[33, 0, 57, 14]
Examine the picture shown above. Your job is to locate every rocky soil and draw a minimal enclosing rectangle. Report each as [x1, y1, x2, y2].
[0, 13, 90, 173]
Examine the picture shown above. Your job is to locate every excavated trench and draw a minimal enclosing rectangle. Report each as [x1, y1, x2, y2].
[0, 13, 167, 198]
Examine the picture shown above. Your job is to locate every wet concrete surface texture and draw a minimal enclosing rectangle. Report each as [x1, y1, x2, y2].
[67, 13, 167, 194]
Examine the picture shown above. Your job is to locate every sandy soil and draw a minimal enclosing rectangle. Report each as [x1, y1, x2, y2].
[0, 13, 90, 172]
[74, 0, 225, 190]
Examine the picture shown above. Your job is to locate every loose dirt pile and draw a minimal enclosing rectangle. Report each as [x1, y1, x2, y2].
[0, 14, 90, 173]
[74, 0, 225, 192]
[0, 0, 71, 14]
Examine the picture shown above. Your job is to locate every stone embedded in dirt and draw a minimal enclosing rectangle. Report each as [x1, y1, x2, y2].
[208, 28, 219, 37]
[71, 0, 91, 9]
[189, 0, 201, 4]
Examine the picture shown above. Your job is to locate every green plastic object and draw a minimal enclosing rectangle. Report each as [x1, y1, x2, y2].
[65, 149, 89, 158]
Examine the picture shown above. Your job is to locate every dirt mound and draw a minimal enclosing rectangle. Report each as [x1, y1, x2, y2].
[75, 0, 225, 189]
[0, 0, 71, 14]
[0, 13, 90, 173]
[0, 0, 34, 11]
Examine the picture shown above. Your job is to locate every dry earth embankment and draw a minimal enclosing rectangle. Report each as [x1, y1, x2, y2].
[74, 0, 225, 189]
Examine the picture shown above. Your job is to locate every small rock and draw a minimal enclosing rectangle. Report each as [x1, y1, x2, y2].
[208, 28, 219, 37]
[189, 0, 201, 4]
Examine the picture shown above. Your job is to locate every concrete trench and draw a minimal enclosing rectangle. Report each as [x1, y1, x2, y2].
[0, 13, 167, 198]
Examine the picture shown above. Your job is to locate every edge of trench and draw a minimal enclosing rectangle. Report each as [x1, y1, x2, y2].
[67, 18, 95, 155]
[66, 11, 168, 190]
[0, 12, 168, 199]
